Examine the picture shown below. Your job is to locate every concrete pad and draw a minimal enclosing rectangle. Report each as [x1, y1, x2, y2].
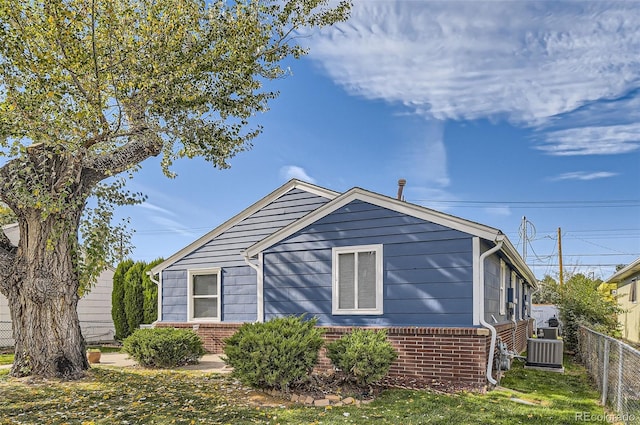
[0, 353, 233, 373]
[94, 352, 232, 373]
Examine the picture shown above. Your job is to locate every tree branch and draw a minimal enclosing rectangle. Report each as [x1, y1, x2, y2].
[81, 131, 163, 187]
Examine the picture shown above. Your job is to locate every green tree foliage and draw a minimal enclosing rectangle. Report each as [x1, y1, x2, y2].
[0, 203, 16, 226]
[543, 273, 621, 351]
[112, 259, 134, 340]
[0, 0, 350, 378]
[532, 274, 560, 304]
[142, 258, 164, 324]
[326, 329, 397, 386]
[124, 261, 147, 336]
[223, 316, 325, 391]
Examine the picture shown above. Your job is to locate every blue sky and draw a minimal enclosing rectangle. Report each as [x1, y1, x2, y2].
[123, 0, 640, 281]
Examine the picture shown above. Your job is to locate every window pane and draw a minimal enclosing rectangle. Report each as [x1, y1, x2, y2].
[358, 251, 376, 308]
[338, 253, 355, 309]
[193, 274, 217, 296]
[194, 298, 218, 318]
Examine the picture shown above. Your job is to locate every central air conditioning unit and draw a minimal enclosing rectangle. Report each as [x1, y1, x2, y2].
[525, 338, 564, 373]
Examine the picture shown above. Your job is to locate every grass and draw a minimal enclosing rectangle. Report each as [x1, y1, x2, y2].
[0, 355, 612, 425]
[0, 354, 12, 366]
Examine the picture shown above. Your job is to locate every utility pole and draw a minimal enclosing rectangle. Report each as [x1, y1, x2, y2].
[558, 227, 564, 286]
[521, 216, 528, 261]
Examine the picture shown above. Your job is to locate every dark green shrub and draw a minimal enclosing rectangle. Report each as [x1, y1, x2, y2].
[326, 329, 397, 386]
[123, 328, 205, 368]
[223, 316, 325, 391]
[112, 259, 134, 340]
[143, 258, 164, 324]
[124, 261, 146, 335]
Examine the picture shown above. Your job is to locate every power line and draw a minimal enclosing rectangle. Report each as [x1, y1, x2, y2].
[410, 199, 640, 209]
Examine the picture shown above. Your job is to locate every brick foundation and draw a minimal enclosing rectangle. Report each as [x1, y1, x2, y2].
[156, 319, 534, 390]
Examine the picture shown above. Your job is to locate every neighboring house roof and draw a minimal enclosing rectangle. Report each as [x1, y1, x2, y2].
[606, 257, 640, 286]
[245, 186, 537, 287]
[2, 223, 19, 246]
[1, 222, 116, 273]
[150, 179, 339, 275]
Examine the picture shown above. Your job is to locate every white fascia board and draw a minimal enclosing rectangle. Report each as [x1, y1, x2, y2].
[606, 256, 640, 284]
[150, 179, 338, 275]
[498, 236, 538, 289]
[246, 187, 504, 258]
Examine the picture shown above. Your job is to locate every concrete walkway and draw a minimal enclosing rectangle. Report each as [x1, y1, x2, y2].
[0, 353, 232, 373]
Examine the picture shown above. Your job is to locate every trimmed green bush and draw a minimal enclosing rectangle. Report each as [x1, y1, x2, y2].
[124, 261, 146, 335]
[326, 329, 397, 386]
[112, 259, 134, 340]
[123, 328, 205, 368]
[223, 316, 325, 391]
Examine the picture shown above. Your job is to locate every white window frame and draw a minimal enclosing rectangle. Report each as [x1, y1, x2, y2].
[630, 279, 638, 304]
[499, 259, 507, 315]
[511, 271, 518, 319]
[332, 244, 383, 315]
[187, 267, 221, 322]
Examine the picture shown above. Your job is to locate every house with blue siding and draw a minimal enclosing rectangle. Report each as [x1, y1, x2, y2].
[150, 179, 537, 389]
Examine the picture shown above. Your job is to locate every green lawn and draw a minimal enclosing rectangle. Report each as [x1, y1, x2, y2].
[0, 355, 611, 425]
[0, 354, 13, 366]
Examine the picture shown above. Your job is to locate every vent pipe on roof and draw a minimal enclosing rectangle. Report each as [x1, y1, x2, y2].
[397, 179, 406, 201]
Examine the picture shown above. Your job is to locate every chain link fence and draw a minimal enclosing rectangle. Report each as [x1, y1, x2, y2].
[0, 320, 114, 350]
[577, 326, 640, 424]
[0, 321, 14, 349]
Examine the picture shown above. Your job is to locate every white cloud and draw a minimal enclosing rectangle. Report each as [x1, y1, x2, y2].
[538, 124, 640, 156]
[149, 216, 197, 238]
[280, 165, 316, 183]
[307, 1, 640, 155]
[551, 171, 618, 181]
[136, 202, 178, 217]
[483, 206, 512, 217]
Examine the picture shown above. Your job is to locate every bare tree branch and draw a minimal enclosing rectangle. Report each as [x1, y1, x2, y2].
[82, 132, 163, 187]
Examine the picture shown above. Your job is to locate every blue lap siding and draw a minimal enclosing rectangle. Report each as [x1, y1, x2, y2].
[262, 200, 475, 327]
[159, 188, 332, 322]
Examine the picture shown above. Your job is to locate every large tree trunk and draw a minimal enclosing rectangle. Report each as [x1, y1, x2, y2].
[7, 210, 88, 379]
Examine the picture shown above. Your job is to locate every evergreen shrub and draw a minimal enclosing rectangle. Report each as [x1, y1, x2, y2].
[123, 328, 205, 368]
[223, 316, 324, 391]
[326, 329, 397, 386]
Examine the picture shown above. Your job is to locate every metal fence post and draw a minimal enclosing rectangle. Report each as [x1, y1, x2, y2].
[601, 338, 609, 406]
[616, 342, 623, 414]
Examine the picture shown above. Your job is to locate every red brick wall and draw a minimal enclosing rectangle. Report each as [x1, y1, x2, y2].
[157, 322, 498, 390]
[494, 319, 534, 354]
[316, 326, 491, 390]
[156, 322, 243, 354]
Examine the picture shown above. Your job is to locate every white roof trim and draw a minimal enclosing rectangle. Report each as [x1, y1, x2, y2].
[245, 187, 538, 287]
[246, 187, 501, 256]
[149, 179, 339, 275]
[606, 256, 640, 284]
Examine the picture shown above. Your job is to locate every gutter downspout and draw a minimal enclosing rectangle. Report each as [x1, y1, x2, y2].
[146, 271, 161, 324]
[243, 251, 263, 323]
[479, 237, 504, 386]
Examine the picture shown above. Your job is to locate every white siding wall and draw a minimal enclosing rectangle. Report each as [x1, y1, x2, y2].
[0, 268, 116, 347]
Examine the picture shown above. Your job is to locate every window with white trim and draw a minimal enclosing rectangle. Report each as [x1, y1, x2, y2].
[499, 259, 507, 315]
[630, 279, 638, 304]
[332, 245, 383, 315]
[188, 268, 221, 321]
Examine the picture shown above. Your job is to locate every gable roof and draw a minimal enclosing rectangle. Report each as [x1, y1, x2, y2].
[150, 179, 339, 275]
[606, 256, 640, 285]
[245, 186, 537, 286]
